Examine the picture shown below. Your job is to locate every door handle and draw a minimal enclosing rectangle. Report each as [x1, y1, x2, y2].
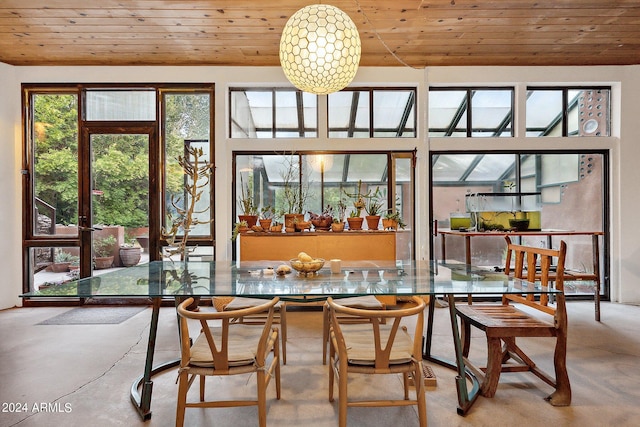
[78, 226, 102, 232]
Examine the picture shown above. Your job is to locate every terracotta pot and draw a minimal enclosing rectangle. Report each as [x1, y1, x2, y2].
[284, 213, 305, 229]
[347, 217, 363, 231]
[94, 256, 114, 270]
[382, 218, 398, 230]
[238, 215, 258, 227]
[270, 223, 283, 233]
[295, 221, 311, 232]
[331, 222, 345, 232]
[311, 217, 332, 231]
[365, 215, 381, 230]
[50, 262, 70, 273]
[259, 219, 272, 230]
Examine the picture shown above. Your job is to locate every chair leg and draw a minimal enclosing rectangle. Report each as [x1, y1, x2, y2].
[175, 371, 189, 427]
[338, 360, 348, 427]
[328, 334, 335, 402]
[199, 375, 205, 401]
[280, 304, 287, 365]
[414, 362, 428, 427]
[322, 304, 330, 364]
[402, 372, 410, 399]
[481, 337, 504, 397]
[257, 369, 267, 427]
[274, 330, 282, 400]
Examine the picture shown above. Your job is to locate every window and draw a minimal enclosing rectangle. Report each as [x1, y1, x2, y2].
[230, 88, 317, 138]
[428, 87, 514, 137]
[328, 88, 417, 138]
[526, 87, 611, 137]
[234, 151, 415, 260]
[431, 151, 607, 299]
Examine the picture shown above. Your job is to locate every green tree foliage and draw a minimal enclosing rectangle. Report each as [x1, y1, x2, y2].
[32, 91, 212, 230]
[34, 94, 79, 225]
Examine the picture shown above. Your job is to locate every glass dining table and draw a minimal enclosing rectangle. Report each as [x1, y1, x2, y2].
[21, 259, 561, 419]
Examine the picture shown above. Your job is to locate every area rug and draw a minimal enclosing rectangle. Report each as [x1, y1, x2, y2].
[38, 306, 148, 325]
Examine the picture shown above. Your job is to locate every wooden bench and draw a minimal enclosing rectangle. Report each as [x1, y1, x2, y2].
[455, 236, 571, 406]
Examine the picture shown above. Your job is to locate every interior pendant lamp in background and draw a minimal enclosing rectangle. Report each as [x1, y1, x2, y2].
[280, 4, 361, 95]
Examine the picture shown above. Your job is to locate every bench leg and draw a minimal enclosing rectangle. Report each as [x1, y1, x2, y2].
[546, 331, 571, 406]
[481, 337, 503, 397]
[460, 319, 471, 357]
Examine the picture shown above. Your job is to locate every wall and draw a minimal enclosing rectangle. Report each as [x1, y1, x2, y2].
[0, 64, 637, 309]
[0, 62, 21, 309]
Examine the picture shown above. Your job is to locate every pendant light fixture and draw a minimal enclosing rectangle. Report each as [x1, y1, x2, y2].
[279, 4, 361, 95]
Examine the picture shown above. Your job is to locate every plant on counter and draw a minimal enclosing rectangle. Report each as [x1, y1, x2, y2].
[383, 210, 407, 230]
[364, 187, 384, 217]
[308, 205, 334, 230]
[238, 174, 258, 216]
[231, 220, 249, 242]
[280, 153, 310, 215]
[343, 179, 366, 218]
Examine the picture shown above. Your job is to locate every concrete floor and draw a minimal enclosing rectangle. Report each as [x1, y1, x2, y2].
[1, 300, 639, 427]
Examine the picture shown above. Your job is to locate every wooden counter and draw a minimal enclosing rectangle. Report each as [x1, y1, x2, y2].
[238, 231, 398, 305]
[238, 230, 397, 262]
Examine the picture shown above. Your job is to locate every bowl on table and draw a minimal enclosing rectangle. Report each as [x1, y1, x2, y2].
[289, 258, 325, 276]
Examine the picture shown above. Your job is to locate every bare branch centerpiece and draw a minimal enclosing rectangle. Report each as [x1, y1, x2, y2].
[162, 145, 214, 261]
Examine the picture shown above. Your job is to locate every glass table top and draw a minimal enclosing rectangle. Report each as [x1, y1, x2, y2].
[22, 260, 559, 301]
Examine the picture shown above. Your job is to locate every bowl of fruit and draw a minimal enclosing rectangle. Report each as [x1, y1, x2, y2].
[289, 252, 325, 276]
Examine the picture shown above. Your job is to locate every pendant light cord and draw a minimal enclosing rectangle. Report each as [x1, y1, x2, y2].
[353, 0, 423, 69]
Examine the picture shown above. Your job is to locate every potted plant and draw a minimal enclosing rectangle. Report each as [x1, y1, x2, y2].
[280, 154, 310, 231]
[309, 205, 333, 231]
[50, 250, 79, 273]
[269, 209, 283, 233]
[382, 210, 407, 230]
[259, 205, 274, 230]
[331, 200, 347, 232]
[231, 220, 249, 242]
[344, 180, 366, 231]
[238, 174, 258, 227]
[93, 235, 117, 269]
[363, 186, 384, 230]
[119, 234, 142, 267]
[347, 210, 364, 231]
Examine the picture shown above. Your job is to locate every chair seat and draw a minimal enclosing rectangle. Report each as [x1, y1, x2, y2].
[456, 304, 556, 338]
[339, 324, 414, 365]
[190, 324, 262, 367]
[223, 297, 284, 310]
[334, 295, 384, 308]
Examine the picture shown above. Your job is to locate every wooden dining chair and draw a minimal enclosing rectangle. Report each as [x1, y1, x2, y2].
[175, 297, 281, 427]
[321, 295, 386, 365]
[214, 296, 288, 364]
[455, 236, 571, 406]
[327, 296, 427, 427]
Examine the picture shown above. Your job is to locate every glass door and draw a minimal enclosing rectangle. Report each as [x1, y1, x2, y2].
[83, 131, 151, 276]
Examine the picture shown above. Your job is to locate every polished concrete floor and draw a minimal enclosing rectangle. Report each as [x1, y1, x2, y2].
[1, 300, 639, 427]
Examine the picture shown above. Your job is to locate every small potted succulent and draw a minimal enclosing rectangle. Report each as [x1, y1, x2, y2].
[259, 205, 274, 230]
[382, 210, 407, 230]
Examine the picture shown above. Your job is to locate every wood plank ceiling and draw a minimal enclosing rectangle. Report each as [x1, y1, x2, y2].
[1, 0, 639, 67]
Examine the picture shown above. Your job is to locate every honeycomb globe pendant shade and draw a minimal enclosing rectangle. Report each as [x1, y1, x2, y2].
[280, 4, 361, 95]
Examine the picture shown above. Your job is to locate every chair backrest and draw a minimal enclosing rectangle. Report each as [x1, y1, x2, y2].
[503, 236, 566, 315]
[327, 296, 425, 369]
[177, 297, 279, 371]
